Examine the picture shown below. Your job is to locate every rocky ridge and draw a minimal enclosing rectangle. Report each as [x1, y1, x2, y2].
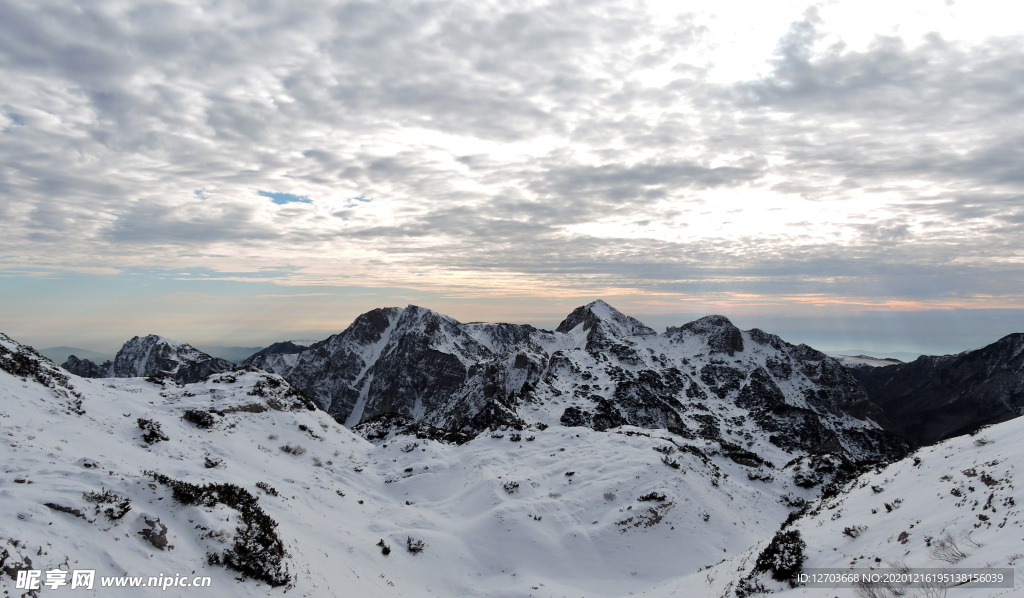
[245, 300, 907, 462]
[849, 332, 1024, 447]
[62, 334, 233, 384]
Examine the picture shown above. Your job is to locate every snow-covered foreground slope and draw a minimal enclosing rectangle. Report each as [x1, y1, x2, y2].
[3, 331, 1020, 597]
[0, 333, 811, 597]
[646, 416, 1024, 598]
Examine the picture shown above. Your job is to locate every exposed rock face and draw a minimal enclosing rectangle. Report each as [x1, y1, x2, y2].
[849, 333, 1024, 447]
[245, 307, 405, 422]
[61, 335, 232, 384]
[62, 354, 113, 378]
[670, 315, 744, 356]
[247, 300, 907, 462]
[556, 300, 656, 352]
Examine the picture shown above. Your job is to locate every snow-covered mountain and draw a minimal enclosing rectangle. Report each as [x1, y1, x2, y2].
[246, 301, 906, 462]
[62, 334, 233, 384]
[647, 415, 1024, 598]
[849, 333, 1024, 447]
[2, 330, 1021, 597]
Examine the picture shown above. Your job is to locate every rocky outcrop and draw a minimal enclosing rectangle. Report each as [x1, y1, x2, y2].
[669, 315, 744, 356]
[849, 333, 1024, 447]
[61, 335, 232, 384]
[62, 354, 112, 378]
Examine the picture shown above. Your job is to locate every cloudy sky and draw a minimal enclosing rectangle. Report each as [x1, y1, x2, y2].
[2, 0, 1023, 356]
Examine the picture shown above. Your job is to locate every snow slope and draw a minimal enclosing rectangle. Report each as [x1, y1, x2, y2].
[645, 416, 1024, 597]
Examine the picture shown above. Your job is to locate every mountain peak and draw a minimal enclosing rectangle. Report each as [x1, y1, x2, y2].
[667, 314, 744, 356]
[397, 305, 464, 332]
[132, 333, 182, 346]
[555, 300, 656, 337]
[62, 333, 232, 383]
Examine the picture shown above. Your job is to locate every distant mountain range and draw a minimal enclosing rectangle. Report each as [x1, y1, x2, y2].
[52, 300, 1023, 456]
[44, 344, 263, 366]
[239, 300, 907, 461]
[38, 346, 114, 365]
[833, 349, 925, 362]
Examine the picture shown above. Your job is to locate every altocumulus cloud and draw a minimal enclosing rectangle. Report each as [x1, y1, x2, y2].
[0, 0, 1022, 310]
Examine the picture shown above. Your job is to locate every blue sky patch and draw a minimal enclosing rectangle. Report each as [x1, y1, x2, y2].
[344, 193, 373, 208]
[258, 190, 312, 205]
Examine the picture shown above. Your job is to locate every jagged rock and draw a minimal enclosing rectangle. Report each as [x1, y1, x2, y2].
[850, 333, 1024, 447]
[61, 335, 232, 384]
[556, 299, 656, 353]
[243, 300, 907, 462]
[670, 315, 744, 356]
[245, 307, 405, 418]
[62, 355, 112, 378]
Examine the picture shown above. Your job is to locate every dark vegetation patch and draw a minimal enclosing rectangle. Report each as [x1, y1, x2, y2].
[145, 471, 289, 586]
[352, 412, 473, 445]
[737, 529, 807, 595]
[842, 525, 866, 538]
[406, 537, 425, 554]
[137, 418, 168, 444]
[182, 409, 215, 429]
[788, 453, 862, 494]
[255, 482, 278, 497]
[83, 489, 131, 520]
[560, 406, 592, 428]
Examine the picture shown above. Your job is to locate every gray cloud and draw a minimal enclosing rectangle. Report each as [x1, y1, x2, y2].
[0, 0, 1022, 310]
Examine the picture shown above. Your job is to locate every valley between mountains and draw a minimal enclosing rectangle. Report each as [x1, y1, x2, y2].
[3, 301, 1022, 597]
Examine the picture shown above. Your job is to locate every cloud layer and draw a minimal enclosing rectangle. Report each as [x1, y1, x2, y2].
[2, 0, 1023, 314]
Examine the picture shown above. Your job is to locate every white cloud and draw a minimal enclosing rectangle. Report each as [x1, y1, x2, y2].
[0, 0, 1022, 309]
